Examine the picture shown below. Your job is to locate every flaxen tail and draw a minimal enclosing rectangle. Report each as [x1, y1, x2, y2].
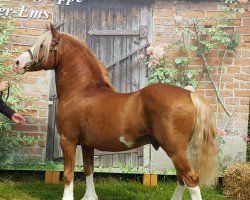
[189, 92, 218, 187]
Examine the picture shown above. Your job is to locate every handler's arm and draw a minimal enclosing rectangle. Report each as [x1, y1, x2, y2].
[0, 98, 15, 119]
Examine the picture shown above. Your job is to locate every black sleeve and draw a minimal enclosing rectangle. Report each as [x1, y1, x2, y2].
[0, 97, 15, 119]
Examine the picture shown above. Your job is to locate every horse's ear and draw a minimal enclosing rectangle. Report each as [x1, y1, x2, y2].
[49, 23, 59, 38]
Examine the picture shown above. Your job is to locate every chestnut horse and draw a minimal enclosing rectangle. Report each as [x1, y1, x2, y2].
[13, 24, 217, 200]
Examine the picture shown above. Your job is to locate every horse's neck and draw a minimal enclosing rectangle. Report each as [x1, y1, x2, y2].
[55, 36, 114, 98]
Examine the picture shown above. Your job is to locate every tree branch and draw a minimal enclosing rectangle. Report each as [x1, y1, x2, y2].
[193, 23, 230, 116]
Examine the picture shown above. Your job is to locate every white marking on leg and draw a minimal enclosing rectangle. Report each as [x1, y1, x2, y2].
[82, 173, 98, 200]
[119, 136, 133, 148]
[170, 182, 185, 200]
[62, 181, 74, 200]
[187, 185, 202, 200]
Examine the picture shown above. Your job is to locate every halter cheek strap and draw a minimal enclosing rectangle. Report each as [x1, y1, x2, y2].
[24, 35, 60, 72]
[27, 49, 34, 60]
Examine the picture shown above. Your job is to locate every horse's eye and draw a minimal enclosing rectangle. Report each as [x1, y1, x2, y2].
[40, 44, 44, 48]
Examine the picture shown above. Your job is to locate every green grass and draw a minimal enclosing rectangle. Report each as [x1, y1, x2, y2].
[0, 175, 230, 200]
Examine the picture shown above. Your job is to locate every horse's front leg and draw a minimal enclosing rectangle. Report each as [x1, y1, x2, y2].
[81, 146, 98, 200]
[61, 135, 77, 200]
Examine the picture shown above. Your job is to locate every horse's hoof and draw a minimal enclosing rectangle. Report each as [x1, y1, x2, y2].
[62, 197, 74, 200]
[81, 195, 98, 200]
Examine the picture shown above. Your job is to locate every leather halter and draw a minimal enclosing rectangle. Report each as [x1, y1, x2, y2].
[24, 36, 60, 72]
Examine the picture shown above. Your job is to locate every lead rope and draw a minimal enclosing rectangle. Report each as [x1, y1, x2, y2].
[0, 84, 10, 103]
[5, 84, 10, 103]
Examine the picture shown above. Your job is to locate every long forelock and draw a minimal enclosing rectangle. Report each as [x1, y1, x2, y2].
[33, 31, 53, 63]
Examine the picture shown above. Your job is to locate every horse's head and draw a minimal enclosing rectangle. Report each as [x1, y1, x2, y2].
[13, 23, 60, 73]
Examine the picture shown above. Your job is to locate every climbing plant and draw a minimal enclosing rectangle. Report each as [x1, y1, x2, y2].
[0, 12, 37, 165]
[142, 0, 246, 129]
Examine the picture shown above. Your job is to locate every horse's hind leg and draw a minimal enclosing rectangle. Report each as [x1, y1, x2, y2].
[170, 173, 185, 200]
[81, 146, 98, 200]
[153, 128, 202, 200]
[61, 135, 77, 200]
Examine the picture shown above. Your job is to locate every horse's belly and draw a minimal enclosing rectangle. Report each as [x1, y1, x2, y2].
[80, 130, 153, 152]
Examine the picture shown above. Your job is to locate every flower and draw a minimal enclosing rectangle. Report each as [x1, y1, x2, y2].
[219, 129, 227, 137]
[184, 85, 195, 92]
[139, 54, 145, 59]
[237, 0, 248, 4]
[241, 134, 250, 142]
[146, 46, 154, 55]
[152, 46, 165, 59]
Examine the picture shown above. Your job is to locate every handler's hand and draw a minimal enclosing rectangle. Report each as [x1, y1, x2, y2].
[11, 113, 25, 124]
[0, 81, 9, 92]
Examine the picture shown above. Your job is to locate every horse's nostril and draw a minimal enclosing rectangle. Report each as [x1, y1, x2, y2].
[15, 60, 20, 66]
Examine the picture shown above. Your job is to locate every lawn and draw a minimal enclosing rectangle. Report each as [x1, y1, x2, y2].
[0, 172, 230, 200]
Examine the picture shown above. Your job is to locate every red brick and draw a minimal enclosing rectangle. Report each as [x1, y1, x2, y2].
[236, 105, 249, 113]
[39, 109, 47, 117]
[234, 74, 250, 81]
[234, 58, 250, 66]
[22, 20, 48, 30]
[22, 36, 39, 46]
[184, 11, 204, 18]
[237, 11, 250, 17]
[241, 66, 250, 74]
[241, 114, 249, 121]
[242, 50, 250, 57]
[19, 110, 38, 117]
[240, 97, 250, 105]
[240, 82, 250, 89]
[38, 140, 46, 148]
[153, 18, 162, 25]
[227, 66, 240, 73]
[16, 28, 42, 36]
[34, 101, 48, 109]
[206, 11, 227, 18]
[40, 125, 47, 132]
[13, 124, 39, 132]
[238, 42, 250, 49]
[234, 90, 250, 97]
[220, 90, 234, 97]
[236, 26, 250, 34]
[224, 82, 240, 89]
[242, 18, 250, 26]
[205, 89, 216, 97]
[13, 44, 32, 52]
[224, 97, 240, 105]
[154, 9, 173, 17]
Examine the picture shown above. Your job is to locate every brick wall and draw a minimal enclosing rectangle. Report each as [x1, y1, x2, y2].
[1, 0, 53, 159]
[1, 0, 249, 161]
[153, 0, 250, 137]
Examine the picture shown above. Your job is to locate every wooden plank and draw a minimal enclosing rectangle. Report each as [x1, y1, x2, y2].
[90, 0, 101, 59]
[143, 174, 151, 186]
[113, 0, 127, 92]
[74, 0, 87, 39]
[150, 174, 158, 187]
[45, 171, 53, 184]
[143, 174, 158, 187]
[100, 0, 114, 66]
[46, 71, 57, 161]
[52, 171, 60, 184]
[126, 2, 140, 92]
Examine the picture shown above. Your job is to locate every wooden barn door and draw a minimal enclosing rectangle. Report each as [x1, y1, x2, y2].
[47, 0, 153, 169]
